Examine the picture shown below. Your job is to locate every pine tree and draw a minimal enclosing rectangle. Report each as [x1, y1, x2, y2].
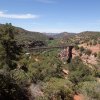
[0, 23, 22, 70]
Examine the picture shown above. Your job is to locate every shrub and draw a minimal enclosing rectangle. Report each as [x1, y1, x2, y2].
[89, 41, 92, 46]
[76, 81, 100, 100]
[84, 49, 92, 56]
[0, 72, 29, 100]
[68, 57, 94, 85]
[75, 45, 79, 50]
[79, 46, 85, 52]
[93, 52, 97, 57]
[42, 78, 74, 100]
[97, 52, 100, 59]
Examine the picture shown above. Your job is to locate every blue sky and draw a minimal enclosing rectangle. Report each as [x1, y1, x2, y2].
[0, 0, 100, 33]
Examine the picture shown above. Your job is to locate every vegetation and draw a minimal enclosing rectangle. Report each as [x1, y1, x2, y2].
[98, 52, 100, 59]
[0, 23, 100, 100]
[84, 49, 92, 56]
[0, 72, 29, 100]
[76, 81, 100, 100]
[79, 46, 85, 52]
[0, 23, 22, 70]
[0, 24, 48, 46]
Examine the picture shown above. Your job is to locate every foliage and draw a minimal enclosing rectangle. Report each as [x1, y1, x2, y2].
[93, 52, 97, 57]
[74, 45, 79, 50]
[0, 72, 29, 100]
[42, 78, 74, 100]
[79, 46, 85, 52]
[84, 49, 92, 56]
[76, 81, 100, 100]
[0, 23, 22, 70]
[10, 69, 31, 86]
[0, 23, 100, 100]
[97, 52, 100, 59]
[0, 24, 48, 45]
[67, 57, 95, 85]
[26, 50, 63, 83]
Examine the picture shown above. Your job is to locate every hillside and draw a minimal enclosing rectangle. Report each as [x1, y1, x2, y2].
[0, 24, 100, 100]
[54, 31, 100, 39]
[0, 24, 49, 44]
[78, 31, 100, 38]
[53, 31, 100, 45]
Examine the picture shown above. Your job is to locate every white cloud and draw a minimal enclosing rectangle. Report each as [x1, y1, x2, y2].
[35, 0, 55, 3]
[0, 11, 38, 19]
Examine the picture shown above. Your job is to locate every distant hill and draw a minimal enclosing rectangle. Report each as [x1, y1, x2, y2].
[43, 33, 58, 36]
[53, 31, 100, 39]
[0, 24, 49, 44]
[51, 31, 100, 45]
[53, 32, 75, 38]
[78, 31, 100, 39]
[0, 24, 100, 46]
[74, 31, 100, 43]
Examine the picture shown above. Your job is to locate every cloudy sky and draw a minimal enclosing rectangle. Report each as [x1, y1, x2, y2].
[0, 0, 100, 33]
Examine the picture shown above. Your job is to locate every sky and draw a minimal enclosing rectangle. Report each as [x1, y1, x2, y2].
[0, 0, 100, 33]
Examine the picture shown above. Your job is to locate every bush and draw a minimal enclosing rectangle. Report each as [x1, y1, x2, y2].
[67, 57, 94, 85]
[42, 78, 74, 100]
[84, 49, 92, 56]
[93, 52, 97, 57]
[76, 81, 100, 100]
[97, 52, 100, 59]
[10, 69, 31, 86]
[0, 72, 29, 100]
[79, 46, 85, 52]
[75, 45, 79, 50]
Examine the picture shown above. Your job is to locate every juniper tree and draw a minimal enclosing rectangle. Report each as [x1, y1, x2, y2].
[0, 23, 22, 70]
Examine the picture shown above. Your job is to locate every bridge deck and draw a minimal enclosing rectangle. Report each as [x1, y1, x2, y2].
[29, 45, 74, 50]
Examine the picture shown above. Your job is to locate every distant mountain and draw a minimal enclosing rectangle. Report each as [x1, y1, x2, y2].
[53, 31, 100, 39]
[50, 31, 100, 45]
[43, 33, 58, 36]
[53, 32, 76, 38]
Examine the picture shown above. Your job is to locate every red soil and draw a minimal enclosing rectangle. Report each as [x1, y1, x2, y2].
[73, 94, 84, 100]
[79, 44, 100, 53]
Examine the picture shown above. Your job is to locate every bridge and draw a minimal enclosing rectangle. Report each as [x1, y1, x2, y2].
[28, 45, 74, 63]
[29, 45, 74, 51]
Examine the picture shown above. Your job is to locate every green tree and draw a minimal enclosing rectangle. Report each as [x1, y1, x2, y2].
[0, 72, 29, 100]
[0, 23, 22, 70]
[68, 57, 94, 85]
[42, 78, 74, 100]
[76, 81, 100, 100]
[75, 45, 79, 50]
[93, 52, 97, 57]
[84, 49, 92, 56]
[79, 46, 85, 53]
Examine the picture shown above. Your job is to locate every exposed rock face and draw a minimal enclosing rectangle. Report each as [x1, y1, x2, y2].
[72, 45, 98, 66]
[59, 46, 74, 63]
[62, 69, 69, 75]
[28, 83, 43, 100]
